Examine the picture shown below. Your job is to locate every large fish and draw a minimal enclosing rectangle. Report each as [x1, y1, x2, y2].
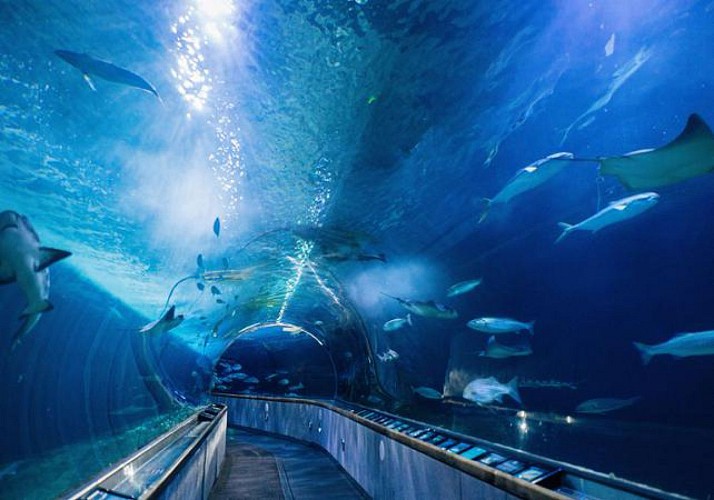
[0, 211, 71, 348]
[480, 152, 574, 222]
[138, 305, 184, 334]
[54, 49, 159, 98]
[598, 114, 714, 190]
[555, 192, 659, 244]
[633, 330, 714, 365]
[480, 336, 532, 359]
[467, 317, 535, 336]
[382, 314, 412, 332]
[575, 397, 639, 414]
[446, 278, 483, 297]
[462, 376, 522, 406]
[382, 293, 458, 319]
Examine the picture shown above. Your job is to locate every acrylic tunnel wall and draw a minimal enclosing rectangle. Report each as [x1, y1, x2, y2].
[2, 1, 714, 499]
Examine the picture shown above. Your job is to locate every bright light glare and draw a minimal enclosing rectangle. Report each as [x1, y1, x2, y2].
[196, 0, 235, 19]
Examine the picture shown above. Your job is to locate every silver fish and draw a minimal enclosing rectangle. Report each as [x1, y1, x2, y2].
[575, 397, 639, 414]
[467, 317, 534, 335]
[383, 293, 458, 319]
[480, 336, 532, 359]
[480, 152, 574, 222]
[555, 192, 659, 244]
[633, 330, 714, 364]
[383, 314, 412, 332]
[446, 278, 483, 297]
[413, 386, 443, 400]
[463, 376, 522, 406]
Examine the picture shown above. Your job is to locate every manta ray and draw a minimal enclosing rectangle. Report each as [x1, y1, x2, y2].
[0, 211, 71, 349]
[577, 114, 714, 190]
[55, 49, 159, 98]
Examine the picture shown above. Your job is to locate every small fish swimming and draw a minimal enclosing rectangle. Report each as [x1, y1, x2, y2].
[213, 217, 221, 237]
[446, 278, 483, 297]
[463, 376, 522, 406]
[288, 383, 304, 391]
[480, 152, 574, 222]
[413, 386, 443, 400]
[210, 285, 221, 295]
[222, 257, 229, 269]
[633, 330, 714, 364]
[383, 314, 412, 332]
[138, 305, 184, 334]
[278, 378, 290, 386]
[196, 282, 205, 291]
[518, 379, 577, 390]
[265, 373, 279, 381]
[0, 210, 72, 348]
[555, 192, 659, 244]
[382, 293, 458, 319]
[244, 377, 259, 384]
[377, 349, 400, 362]
[197, 254, 204, 269]
[575, 397, 639, 414]
[54, 50, 159, 97]
[467, 317, 535, 336]
[480, 336, 532, 359]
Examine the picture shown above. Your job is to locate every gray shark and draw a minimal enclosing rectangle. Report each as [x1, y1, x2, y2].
[0, 211, 71, 348]
[55, 49, 159, 98]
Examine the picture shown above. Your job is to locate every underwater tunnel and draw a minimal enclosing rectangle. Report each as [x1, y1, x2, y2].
[1, 0, 714, 499]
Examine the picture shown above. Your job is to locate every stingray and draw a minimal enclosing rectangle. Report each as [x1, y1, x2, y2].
[573, 114, 714, 190]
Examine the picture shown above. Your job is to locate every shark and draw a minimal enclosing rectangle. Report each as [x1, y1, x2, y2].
[54, 49, 159, 98]
[569, 114, 714, 190]
[138, 305, 184, 335]
[0, 211, 71, 349]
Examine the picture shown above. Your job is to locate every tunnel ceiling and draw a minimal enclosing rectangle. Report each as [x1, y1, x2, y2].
[1, 0, 709, 359]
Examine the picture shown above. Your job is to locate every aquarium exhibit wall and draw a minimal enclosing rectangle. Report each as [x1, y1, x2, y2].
[1, 0, 713, 498]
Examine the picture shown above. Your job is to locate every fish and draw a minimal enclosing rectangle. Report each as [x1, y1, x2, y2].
[479, 152, 574, 222]
[575, 397, 639, 414]
[633, 330, 714, 364]
[213, 217, 221, 237]
[383, 314, 412, 332]
[598, 114, 714, 190]
[518, 379, 577, 390]
[446, 278, 483, 297]
[278, 378, 290, 386]
[139, 305, 184, 334]
[244, 377, 259, 384]
[54, 50, 159, 97]
[210, 285, 221, 295]
[0, 210, 71, 348]
[222, 257, 229, 269]
[463, 376, 522, 406]
[196, 254, 204, 269]
[555, 192, 659, 244]
[382, 293, 458, 319]
[265, 373, 279, 381]
[377, 349, 400, 362]
[467, 317, 535, 335]
[413, 386, 443, 400]
[480, 336, 532, 359]
[196, 282, 205, 291]
[288, 383, 305, 391]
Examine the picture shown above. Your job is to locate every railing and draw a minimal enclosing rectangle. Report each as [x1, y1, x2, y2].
[64, 403, 226, 500]
[212, 393, 692, 500]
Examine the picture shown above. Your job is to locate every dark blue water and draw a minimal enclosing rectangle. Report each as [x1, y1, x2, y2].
[1, 0, 714, 498]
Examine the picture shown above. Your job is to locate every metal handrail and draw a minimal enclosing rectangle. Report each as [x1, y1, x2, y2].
[64, 404, 226, 500]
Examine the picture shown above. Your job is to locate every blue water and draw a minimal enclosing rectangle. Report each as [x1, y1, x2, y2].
[1, 0, 714, 498]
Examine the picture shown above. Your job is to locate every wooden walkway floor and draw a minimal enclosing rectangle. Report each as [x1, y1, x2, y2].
[209, 428, 369, 499]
